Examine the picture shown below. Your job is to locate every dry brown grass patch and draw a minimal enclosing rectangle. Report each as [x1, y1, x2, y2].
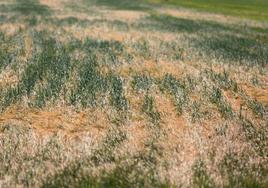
[0, 67, 18, 88]
[0, 106, 110, 138]
[0, 23, 26, 36]
[151, 93, 200, 184]
[103, 10, 148, 22]
[122, 121, 149, 154]
[64, 26, 125, 41]
[122, 90, 150, 153]
[40, 0, 69, 10]
[243, 85, 268, 107]
[223, 90, 243, 113]
[23, 34, 33, 60]
[117, 60, 196, 79]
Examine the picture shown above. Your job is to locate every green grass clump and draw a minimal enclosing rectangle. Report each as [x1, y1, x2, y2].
[69, 56, 106, 107]
[0, 86, 22, 112]
[205, 69, 238, 92]
[160, 74, 188, 115]
[131, 39, 151, 59]
[158, 41, 185, 61]
[108, 75, 128, 112]
[70, 60, 128, 111]
[82, 38, 124, 65]
[246, 98, 267, 118]
[219, 152, 268, 188]
[240, 119, 268, 157]
[33, 39, 71, 107]
[91, 126, 127, 165]
[196, 34, 268, 66]
[0, 35, 72, 110]
[70, 38, 128, 110]
[0, 33, 12, 72]
[142, 94, 161, 125]
[192, 160, 215, 188]
[210, 87, 233, 119]
[22, 37, 71, 106]
[190, 101, 210, 122]
[0, 36, 129, 110]
[132, 74, 153, 93]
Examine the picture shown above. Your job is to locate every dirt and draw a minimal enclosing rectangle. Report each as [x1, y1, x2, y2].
[0, 106, 110, 138]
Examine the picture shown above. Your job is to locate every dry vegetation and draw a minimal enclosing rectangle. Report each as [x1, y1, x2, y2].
[0, 0, 268, 187]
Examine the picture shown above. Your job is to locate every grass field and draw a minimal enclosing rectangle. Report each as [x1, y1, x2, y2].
[0, 0, 268, 187]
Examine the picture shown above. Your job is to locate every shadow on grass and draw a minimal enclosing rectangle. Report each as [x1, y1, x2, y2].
[0, 0, 51, 16]
[84, 0, 150, 11]
[42, 152, 170, 188]
[196, 34, 268, 66]
[135, 14, 235, 33]
[46, 16, 129, 31]
[134, 13, 268, 65]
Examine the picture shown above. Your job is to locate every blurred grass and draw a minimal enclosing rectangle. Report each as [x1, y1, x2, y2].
[146, 0, 268, 21]
[84, 0, 268, 21]
[0, 0, 51, 16]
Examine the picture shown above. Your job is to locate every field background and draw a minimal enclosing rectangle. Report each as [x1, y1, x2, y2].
[0, 0, 267, 187]
[147, 0, 268, 21]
